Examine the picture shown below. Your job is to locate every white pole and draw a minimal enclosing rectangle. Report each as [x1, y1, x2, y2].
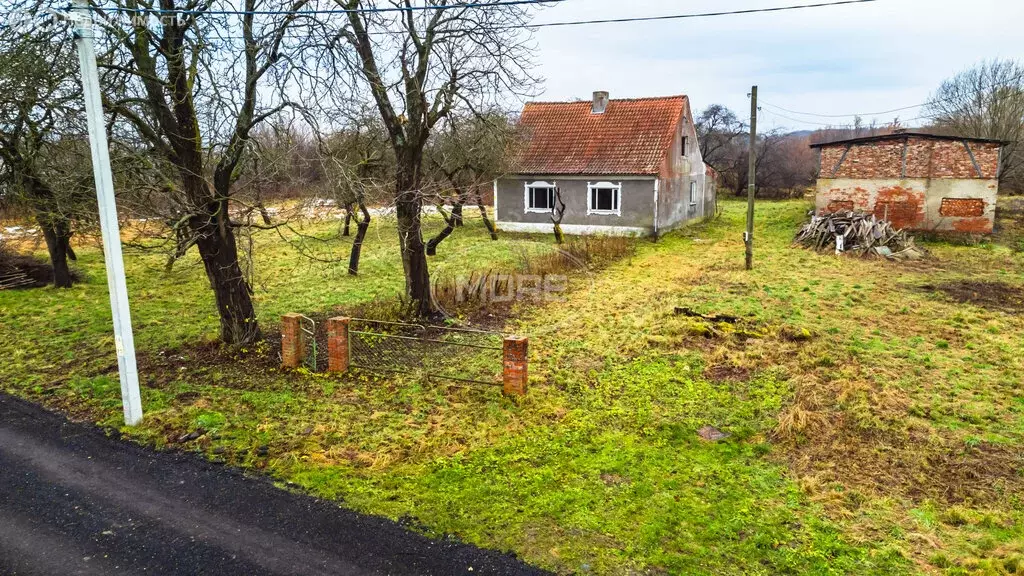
[72, 0, 143, 425]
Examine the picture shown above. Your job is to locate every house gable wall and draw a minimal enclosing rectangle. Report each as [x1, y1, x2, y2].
[657, 101, 711, 232]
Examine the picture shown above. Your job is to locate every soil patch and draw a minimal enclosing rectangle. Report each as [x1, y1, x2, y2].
[925, 280, 1024, 313]
[780, 413, 1024, 506]
[705, 363, 751, 383]
[136, 340, 282, 391]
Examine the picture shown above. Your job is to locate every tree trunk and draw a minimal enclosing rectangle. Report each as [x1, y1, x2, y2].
[342, 204, 352, 237]
[348, 202, 370, 276]
[395, 149, 433, 316]
[475, 190, 498, 240]
[38, 215, 73, 288]
[165, 222, 194, 273]
[552, 223, 565, 245]
[190, 201, 261, 345]
[426, 201, 461, 256]
[258, 202, 273, 226]
[23, 175, 73, 287]
[551, 188, 566, 245]
[451, 196, 464, 227]
[64, 234, 76, 261]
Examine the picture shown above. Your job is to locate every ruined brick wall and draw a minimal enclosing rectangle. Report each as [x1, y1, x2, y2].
[817, 183, 927, 229]
[815, 136, 1000, 234]
[820, 140, 903, 178]
[818, 137, 1000, 180]
[815, 178, 997, 233]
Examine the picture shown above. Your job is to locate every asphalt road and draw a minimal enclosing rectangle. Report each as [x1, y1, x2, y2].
[0, 394, 548, 576]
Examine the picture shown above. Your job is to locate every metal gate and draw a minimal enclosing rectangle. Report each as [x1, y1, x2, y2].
[347, 318, 504, 387]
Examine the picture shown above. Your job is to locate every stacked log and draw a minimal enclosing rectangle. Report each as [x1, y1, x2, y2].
[794, 210, 927, 260]
[0, 241, 56, 289]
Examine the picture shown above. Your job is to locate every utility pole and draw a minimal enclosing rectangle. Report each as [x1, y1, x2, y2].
[744, 85, 757, 271]
[72, 0, 143, 425]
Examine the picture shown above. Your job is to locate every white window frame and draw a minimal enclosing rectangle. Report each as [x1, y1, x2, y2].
[689, 180, 698, 205]
[587, 181, 622, 216]
[524, 180, 557, 213]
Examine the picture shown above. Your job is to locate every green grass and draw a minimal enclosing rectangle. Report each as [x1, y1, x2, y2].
[2, 201, 1023, 575]
[0, 211, 554, 383]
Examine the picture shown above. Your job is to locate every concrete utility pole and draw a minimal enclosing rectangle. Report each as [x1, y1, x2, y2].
[744, 85, 757, 271]
[72, 0, 143, 426]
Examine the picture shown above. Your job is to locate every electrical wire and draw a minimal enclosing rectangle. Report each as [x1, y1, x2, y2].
[760, 100, 995, 131]
[93, 0, 881, 25]
[95, 0, 568, 17]
[760, 69, 1024, 121]
[525, 0, 879, 29]
[759, 107, 840, 127]
[761, 100, 924, 119]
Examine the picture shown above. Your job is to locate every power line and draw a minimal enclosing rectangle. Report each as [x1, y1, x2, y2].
[760, 69, 1024, 121]
[761, 100, 923, 119]
[94, 0, 881, 24]
[103, 0, 886, 43]
[762, 102, 992, 131]
[526, 0, 880, 29]
[97, 0, 566, 17]
[761, 104, 938, 129]
[759, 107, 839, 127]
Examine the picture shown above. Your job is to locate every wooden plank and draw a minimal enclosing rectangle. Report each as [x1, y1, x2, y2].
[830, 143, 853, 178]
[962, 140, 984, 178]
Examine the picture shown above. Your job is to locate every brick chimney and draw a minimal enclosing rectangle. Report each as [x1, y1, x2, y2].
[592, 91, 609, 114]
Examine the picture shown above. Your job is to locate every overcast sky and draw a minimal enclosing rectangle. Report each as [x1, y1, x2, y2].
[525, 0, 1024, 131]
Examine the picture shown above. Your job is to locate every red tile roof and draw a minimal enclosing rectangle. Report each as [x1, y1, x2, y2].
[513, 95, 688, 176]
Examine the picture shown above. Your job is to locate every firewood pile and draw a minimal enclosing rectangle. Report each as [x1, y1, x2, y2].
[0, 241, 53, 289]
[794, 210, 927, 260]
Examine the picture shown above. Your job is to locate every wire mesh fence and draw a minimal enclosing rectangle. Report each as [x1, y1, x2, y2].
[347, 318, 504, 387]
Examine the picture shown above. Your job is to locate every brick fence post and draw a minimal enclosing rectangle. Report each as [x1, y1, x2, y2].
[502, 335, 529, 396]
[326, 317, 351, 373]
[281, 313, 305, 368]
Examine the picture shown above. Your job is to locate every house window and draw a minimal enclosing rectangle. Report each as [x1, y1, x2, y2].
[587, 181, 621, 215]
[681, 136, 687, 156]
[524, 181, 556, 213]
[689, 181, 697, 205]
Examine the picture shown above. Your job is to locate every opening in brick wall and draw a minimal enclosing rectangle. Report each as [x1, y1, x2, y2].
[826, 200, 854, 213]
[872, 200, 922, 229]
[939, 198, 985, 218]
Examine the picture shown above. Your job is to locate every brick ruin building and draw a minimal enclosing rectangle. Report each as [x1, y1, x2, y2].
[811, 132, 1004, 233]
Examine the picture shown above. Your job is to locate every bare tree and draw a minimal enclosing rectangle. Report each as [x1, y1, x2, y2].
[695, 104, 746, 175]
[318, 113, 392, 275]
[318, 0, 542, 316]
[697, 104, 815, 198]
[92, 0, 313, 344]
[550, 185, 565, 244]
[425, 111, 519, 253]
[0, 8, 92, 288]
[239, 121, 322, 222]
[926, 59, 1024, 192]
